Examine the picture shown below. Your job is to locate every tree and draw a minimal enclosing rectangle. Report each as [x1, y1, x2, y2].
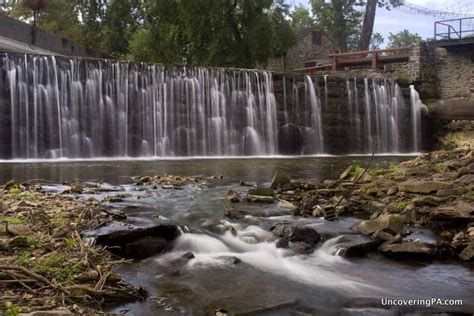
[311, 0, 362, 52]
[290, 5, 314, 32]
[370, 32, 384, 49]
[388, 29, 421, 48]
[357, 0, 402, 51]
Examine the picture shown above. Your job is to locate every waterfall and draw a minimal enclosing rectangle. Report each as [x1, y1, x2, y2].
[0, 53, 426, 160]
[410, 85, 427, 152]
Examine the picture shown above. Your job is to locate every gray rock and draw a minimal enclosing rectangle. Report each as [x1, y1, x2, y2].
[460, 242, 474, 261]
[218, 256, 241, 264]
[398, 180, 451, 194]
[356, 214, 406, 236]
[378, 241, 436, 259]
[125, 236, 169, 260]
[456, 174, 474, 184]
[411, 196, 445, 206]
[334, 235, 383, 257]
[271, 224, 321, 244]
[278, 200, 296, 210]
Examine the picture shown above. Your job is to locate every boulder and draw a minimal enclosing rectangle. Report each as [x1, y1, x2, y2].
[248, 187, 274, 197]
[411, 196, 445, 207]
[95, 224, 180, 259]
[333, 235, 383, 258]
[356, 214, 406, 236]
[217, 256, 241, 264]
[225, 190, 241, 203]
[125, 237, 169, 260]
[378, 241, 436, 259]
[459, 242, 474, 261]
[270, 170, 292, 189]
[398, 180, 451, 194]
[271, 224, 321, 244]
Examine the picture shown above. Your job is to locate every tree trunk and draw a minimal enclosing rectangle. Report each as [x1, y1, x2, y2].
[358, 0, 378, 51]
[331, 0, 348, 52]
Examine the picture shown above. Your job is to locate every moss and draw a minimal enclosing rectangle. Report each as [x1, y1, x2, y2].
[350, 164, 364, 178]
[396, 76, 411, 88]
[63, 238, 76, 250]
[8, 184, 22, 198]
[34, 252, 82, 283]
[0, 215, 28, 225]
[435, 162, 445, 172]
[389, 165, 404, 177]
[51, 212, 69, 227]
[368, 166, 385, 176]
[395, 201, 408, 210]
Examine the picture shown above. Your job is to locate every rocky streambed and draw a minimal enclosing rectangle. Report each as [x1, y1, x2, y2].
[1, 153, 474, 315]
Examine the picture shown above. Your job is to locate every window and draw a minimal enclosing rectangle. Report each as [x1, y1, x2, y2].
[312, 31, 322, 46]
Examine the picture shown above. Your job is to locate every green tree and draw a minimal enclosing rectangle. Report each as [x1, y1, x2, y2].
[311, 0, 362, 52]
[290, 5, 314, 32]
[370, 32, 384, 49]
[388, 29, 421, 48]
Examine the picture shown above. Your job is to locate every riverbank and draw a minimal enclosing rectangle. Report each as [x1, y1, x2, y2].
[0, 181, 146, 315]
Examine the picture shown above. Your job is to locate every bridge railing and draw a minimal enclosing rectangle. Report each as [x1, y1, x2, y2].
[435, 17, 474, 40]
[294, 47, 411, 73]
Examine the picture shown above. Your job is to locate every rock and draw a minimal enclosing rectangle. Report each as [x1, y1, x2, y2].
[182, 252, 195, 259]
[398, 180, 451, 194]
[5, 224, 29, 236]
[386, 186, 398, 196]
[214, 308, 228, 316]
[458, 163, 474, 176]
[378, 241, 436, 259]
[125, 236, 169, 260]
[225, 190, 241, 203]
[368, 201, 386, 211]
[224, 208, 246, 220]
[95, 224, 180, 259]
[218, 256, 241, 264]
[334, 235, 383, 257]
[278, 200, 296, 210]
[270, 170, 291, 189]
[276, 238, 289, 248]
[0, 201, 7, 211]
[247, 195, 274, 203]
[136, 176, 152, 185]
[411, 196, 445, 207]
[456, 174, 474, 185]
[356, 214, 406, 236]
[271, 224, 321, 244]
[436, 189, 457, 197]
[248, 187, 274, 197]
[339, 165, 353, 180]
[460, 242, 474, 261]
[240, 180, 257, 187]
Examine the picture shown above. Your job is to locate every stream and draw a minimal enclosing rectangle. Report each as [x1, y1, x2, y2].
[1, 156, 473, 315]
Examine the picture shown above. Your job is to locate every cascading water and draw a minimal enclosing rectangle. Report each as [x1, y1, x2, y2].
[0, 53, 426, 159]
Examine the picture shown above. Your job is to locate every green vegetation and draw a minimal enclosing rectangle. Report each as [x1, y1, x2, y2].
[18, 251, 82, 283]
[395, 201, 408, 210]
[350, 164, 364, 178]
[396, 76, 411, 88]
[5, 302, 22, 316]
[8, 183, 22, 197]
[388, 29, 421, 48]
[368, 166, 385, 176]
[435, 162, 445, 172]
[389, 165, 404, 176]
[0, 214, 27, 225]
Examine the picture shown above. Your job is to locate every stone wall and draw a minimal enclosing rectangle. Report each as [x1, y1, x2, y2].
[431, 45, 474, 101]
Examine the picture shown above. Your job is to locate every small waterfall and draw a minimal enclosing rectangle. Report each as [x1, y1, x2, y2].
[0, 53, 426, 159]
[410, 85, 427, 152]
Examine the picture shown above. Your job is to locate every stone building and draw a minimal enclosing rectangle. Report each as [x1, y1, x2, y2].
[262, 27, 334, 73]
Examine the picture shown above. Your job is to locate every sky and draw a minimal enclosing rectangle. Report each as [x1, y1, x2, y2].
[291, 0, 474, 46]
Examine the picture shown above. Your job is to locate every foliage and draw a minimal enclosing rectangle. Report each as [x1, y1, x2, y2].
[350, 164, 365, 178]
[388, 29, 421, 48]
[290, 5, 314, 32]
[5, 302, 22, 316]
[396, 76, 411, 88]
[395, 201, 408, 210]
[370, 32, 384, 50]
[0, 215, 28, 225]
[18, 251, 82, 282]
[311, 0, 362, 52]
[368, 166, 384, 176]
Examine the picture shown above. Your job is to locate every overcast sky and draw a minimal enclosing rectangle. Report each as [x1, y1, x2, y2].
[292, 0, 474, 45]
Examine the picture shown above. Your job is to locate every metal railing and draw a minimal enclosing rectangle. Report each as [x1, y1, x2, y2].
[435, 17, 474, 40]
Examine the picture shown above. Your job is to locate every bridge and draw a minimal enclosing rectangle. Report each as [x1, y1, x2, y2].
[0, 15, 104, 58]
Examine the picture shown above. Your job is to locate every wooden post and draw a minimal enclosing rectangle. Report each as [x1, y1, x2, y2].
[371, 52, 378, 70]
[332, 55, 337, 71]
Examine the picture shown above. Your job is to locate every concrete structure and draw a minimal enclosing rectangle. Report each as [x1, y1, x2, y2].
[261, 27, 333, 73]
[0, 15, 104, 58]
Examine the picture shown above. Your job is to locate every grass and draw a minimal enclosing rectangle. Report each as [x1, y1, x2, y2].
[350, 164, 364, 178]
[368, 166, 385, 176]
[435, 162, 445, 172]
[5, 302, 22, 316]
[18, 251, 82, 283]
[51, 212, 70, 227]
[0, 215, 28, 225]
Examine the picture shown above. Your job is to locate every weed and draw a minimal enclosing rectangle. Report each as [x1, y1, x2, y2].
[0, 215, 28, 225]
[395, 201, 408, 210]
[5, 302, 22, 316]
